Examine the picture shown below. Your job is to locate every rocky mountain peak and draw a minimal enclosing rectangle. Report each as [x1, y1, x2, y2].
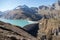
[58, 0, 60, 6]
[39, 5, 49, 10]
[52, 0, 60, 10]
[15, 5, 29, 9]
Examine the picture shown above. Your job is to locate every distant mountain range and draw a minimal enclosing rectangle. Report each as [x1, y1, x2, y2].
[0, 0, 60, 21]
[1, 5, 42, 21]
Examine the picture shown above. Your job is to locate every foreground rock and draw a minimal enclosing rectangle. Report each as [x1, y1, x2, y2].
[0, 21, 37, 40]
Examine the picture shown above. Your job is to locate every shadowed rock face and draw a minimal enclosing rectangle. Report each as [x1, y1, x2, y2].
[39, 5, 49, 10]
[0, 11, 5, 17]
[23, 23, 39, 37]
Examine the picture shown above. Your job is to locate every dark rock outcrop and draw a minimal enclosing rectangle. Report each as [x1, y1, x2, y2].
[23, 23, 39, 37]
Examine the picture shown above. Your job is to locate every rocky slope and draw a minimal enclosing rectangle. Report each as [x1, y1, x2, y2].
[0, 21, 37, 40]
[0, 18, 60, 40]
[37, 1, 60, 40]
[0, 1, 60, 40]
[38, 0, 60, 19]
[37, 18, 60, 40]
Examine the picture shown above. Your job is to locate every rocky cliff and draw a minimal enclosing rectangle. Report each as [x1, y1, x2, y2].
[37, 18, 60, 40]
[38, 0, 60, 19]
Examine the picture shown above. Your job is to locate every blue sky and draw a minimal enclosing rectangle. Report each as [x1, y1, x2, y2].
[0, 0, 57, 11]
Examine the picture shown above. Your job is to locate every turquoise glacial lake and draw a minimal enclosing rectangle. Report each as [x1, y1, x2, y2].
[0, 18, 37, 28]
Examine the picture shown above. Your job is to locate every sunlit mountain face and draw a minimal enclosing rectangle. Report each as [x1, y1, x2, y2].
[0, 0, 59, 20]
[1, 0, 60, 20]
[0, 5, 42, 21]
